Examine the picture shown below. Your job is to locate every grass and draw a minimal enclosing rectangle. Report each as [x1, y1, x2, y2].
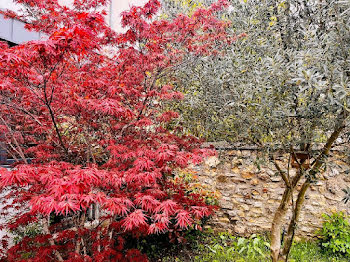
[288, 241, 348, 262]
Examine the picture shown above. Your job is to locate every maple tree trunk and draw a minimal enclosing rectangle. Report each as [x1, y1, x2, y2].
[43, 218, 64, 262]
[75, 212, 86, 255]
[46, 103, 69, 155]
[95, 203, 101, 252]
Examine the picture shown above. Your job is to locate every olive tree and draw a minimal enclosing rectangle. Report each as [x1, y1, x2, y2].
[161, 0, 350, 261]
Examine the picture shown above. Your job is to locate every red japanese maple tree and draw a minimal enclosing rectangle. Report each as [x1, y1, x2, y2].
[0, 0, 232, 261]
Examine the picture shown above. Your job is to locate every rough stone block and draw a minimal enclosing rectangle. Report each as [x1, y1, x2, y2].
[196, 150, 349, 238]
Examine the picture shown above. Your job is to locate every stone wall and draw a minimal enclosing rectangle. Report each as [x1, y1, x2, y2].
[194, 149, 350, 238]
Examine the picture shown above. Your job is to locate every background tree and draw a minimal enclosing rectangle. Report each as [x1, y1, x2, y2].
[0, 0, 232, 261]
[161, 0, 350, 261]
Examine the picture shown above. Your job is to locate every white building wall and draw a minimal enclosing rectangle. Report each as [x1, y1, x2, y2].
[0, 0, 20, 11]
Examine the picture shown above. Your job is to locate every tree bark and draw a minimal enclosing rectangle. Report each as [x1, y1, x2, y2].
[270, 186, 293, 262]
[75, 212, 86, 256]
[43, 218, 64, 262]
[271, 110, 348, 262]
[281, 180, 310, 260]
[270, 161, 304, 262]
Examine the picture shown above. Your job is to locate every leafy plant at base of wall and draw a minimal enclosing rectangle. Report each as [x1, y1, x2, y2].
[288, 240, 349, 262]
[196, 232, 270, 262]
[317, 212, 350, 257]
[236, 234, 270, 259]
[158, 230, 350, 261]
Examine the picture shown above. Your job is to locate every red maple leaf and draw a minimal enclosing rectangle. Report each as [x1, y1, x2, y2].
[0, 0, 232, 259]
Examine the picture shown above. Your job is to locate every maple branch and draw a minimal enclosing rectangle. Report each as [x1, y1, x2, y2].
[137, 69, 163, 121]
[49, 63, 67, 105]
[0, 101, 42, 126]
[7, 142, 22, 162]
[81, 238, 87, 256]
[43, 218, 64, 262]
[0, 117, 28, 164]
[11, 75, 46, 104]
[6, 143, 19, 163]
[41, 74, 68, 155]
[75, 212, 86, 255]
[45, 57, 65, 105]
[45, 102, 69, 156]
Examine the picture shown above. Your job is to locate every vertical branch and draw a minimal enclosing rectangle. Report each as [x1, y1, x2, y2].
[45, 102, 69, 155]
[282, 180, 310, 260]
[0, 117, 28, 164]
[75, 212, 86, 256]
[95, 203, 101, 252]
[272, 155, 291, 188]
[43, 217, 64, 262]
[81, 238, 87, 256]
[270, 152, 306, 262]
[279, 111, 348, 261]
[270, 185, 293, 262]
[39, 55, 69, 156]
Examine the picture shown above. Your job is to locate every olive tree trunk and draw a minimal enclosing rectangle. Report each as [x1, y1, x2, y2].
[270, 111, 348, 262]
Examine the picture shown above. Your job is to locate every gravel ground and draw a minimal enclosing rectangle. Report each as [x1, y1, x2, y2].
[0, 189, 19, 250]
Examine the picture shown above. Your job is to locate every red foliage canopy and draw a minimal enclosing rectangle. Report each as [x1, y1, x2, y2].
[0, 0, 234, 260]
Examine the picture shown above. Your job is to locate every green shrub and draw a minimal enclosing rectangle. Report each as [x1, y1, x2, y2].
[12, 222, 42, 244]
[195, 232, 270, 262]
[158, 230, 350, 262]
[288, 241, 349, 262]
[318, 212, 350, 257]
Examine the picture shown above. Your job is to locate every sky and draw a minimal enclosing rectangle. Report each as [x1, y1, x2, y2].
[111, 0, 148, 31]
[0, 0, 20, 11]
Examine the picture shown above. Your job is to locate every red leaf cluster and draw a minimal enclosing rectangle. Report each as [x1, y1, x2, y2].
[0, 0, 233, 260]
